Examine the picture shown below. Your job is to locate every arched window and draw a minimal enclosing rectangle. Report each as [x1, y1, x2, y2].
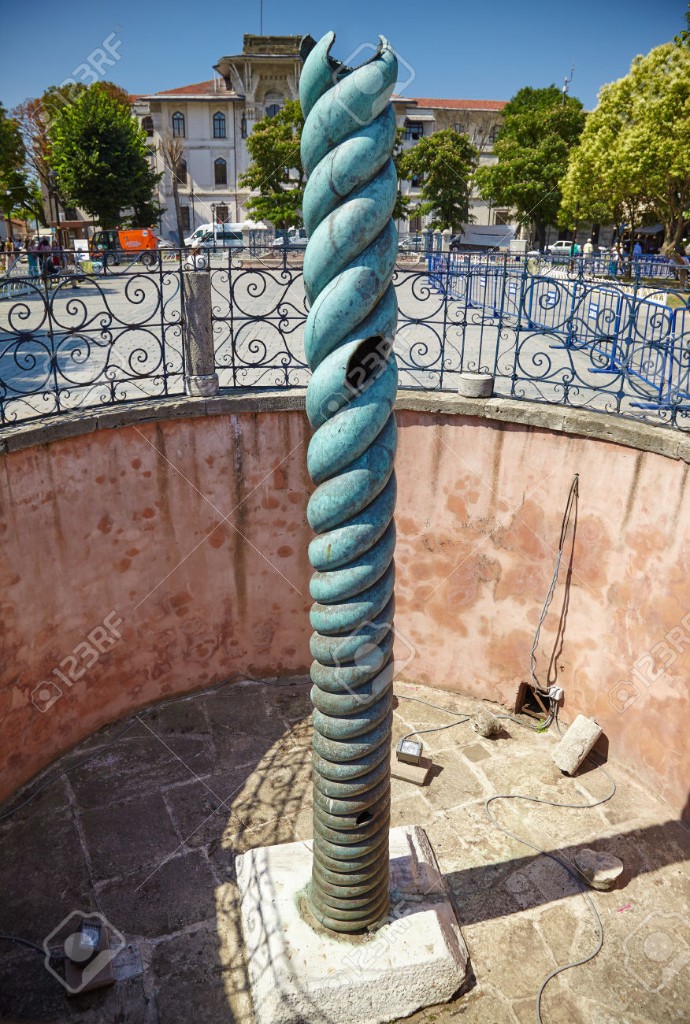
[175, 158, 187, 186]
[214, 157, 227, 186]
[172, 111, 185, 138]
[213, 111, 226, 138]
[240, 114, 247, 139]
[141, 115, 154, 137]
[264, 91, 283, 118]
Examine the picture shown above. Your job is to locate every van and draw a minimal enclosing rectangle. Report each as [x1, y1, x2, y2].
[185, 223, 244, 248]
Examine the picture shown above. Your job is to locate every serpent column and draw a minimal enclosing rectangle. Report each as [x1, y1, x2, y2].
[300, 32, 399, 933]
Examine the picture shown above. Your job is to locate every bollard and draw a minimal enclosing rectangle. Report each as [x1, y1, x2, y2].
[300, 31, 399, 934]
[182, 271, 219, 397]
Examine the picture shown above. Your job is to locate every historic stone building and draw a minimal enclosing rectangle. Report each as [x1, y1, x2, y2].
[132, 35, 512, 243]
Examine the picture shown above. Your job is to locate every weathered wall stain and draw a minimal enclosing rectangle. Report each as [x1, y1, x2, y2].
[1, 409, 689, 816]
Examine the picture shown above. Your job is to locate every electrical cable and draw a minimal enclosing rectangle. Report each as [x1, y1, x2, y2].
[0, 934, 67, 959]
[485, 760, 616, 1024]
[0, 672, 267, 825]
[529, 473, 579, 700]
[397, 690, 615, 1024]
[396, 693, 471, 743]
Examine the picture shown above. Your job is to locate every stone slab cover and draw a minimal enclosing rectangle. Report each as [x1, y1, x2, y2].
[235, 825, 469, 1024]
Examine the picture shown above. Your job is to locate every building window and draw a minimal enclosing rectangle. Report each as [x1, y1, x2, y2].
[213, 111, 226, 138]
[172, 111, 185, 138]
[403, 121, 424, 141]
[142, 115, 154, 137]
[494, 210, 510, 226]
[215, 203, 229, 223]
[180, 206, 190, 232]
[489, 124, 501, 144]
[175, 158, 187, 186]
[214, 157, 227, 186]
[264, 91, 283, 118]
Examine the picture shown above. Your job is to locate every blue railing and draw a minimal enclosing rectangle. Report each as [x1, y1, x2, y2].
[427, 251, 690, 425]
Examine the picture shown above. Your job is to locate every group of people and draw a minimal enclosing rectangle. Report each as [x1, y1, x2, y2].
[0, 236, 70, 279]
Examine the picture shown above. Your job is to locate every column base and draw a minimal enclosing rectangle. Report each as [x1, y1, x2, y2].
[185, 373, 219, 397]
[235, 824, 469, 1024]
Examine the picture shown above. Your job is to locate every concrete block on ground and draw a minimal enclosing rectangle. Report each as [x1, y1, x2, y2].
[457, 372, 493, 398]
[552, 714, 602, 774]
[235, 824, 469, 1024]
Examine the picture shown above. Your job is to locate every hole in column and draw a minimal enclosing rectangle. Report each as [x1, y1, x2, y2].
[346, 335, 391, 395]
[355, 810, 373, 826]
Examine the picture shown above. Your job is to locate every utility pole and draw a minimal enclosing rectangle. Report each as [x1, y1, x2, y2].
[563, 64, 575, 104]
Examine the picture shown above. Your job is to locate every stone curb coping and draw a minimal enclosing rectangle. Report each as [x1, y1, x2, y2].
[1, 389, 689, 463]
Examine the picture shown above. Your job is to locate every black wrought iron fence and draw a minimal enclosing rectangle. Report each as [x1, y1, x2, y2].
[1, 245, 689, 430]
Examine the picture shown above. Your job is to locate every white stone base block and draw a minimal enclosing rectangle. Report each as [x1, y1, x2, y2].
[235, 825, 469, 1024]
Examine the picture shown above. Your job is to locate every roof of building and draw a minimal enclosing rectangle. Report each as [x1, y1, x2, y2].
[402, 97, 507, 111]
[132, 82, 507, 109]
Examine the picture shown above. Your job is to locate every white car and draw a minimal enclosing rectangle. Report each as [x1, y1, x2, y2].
[547, 240, 576, 255]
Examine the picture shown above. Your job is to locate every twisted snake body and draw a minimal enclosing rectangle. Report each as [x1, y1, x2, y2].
[300, 32, 399, 933]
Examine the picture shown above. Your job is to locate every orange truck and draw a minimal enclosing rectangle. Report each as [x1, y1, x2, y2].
[90, 227, 159, 268]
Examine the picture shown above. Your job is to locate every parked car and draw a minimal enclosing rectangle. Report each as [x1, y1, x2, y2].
[271, 227, 308, 248]
[547, 240, 576, 256]
[398, 235, 425, 252]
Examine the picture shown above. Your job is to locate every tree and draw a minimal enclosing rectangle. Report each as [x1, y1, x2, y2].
[239, 100, 305, 229]
[14, 82, 135, 226]
[397, 129, 478, 231]
[561, 42, 690, 264]
[558, 88, 647, 255]
[49, 83, 160, 228]
[0, 103, 35, 239]
[159, 133, 187, 245]
[475, 86, 585, 249]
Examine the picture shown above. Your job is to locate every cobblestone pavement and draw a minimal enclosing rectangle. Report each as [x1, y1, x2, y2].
[0, 677, 689, 1023]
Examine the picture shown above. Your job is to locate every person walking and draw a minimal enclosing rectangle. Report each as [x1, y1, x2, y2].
[27, 237, 40, 277]
[583, 238, 594, 255]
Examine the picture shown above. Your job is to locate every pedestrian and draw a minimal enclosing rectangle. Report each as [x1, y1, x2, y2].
[583, 238, 594, 255]
[633, 239, 642, 258]
[27, 237, 40, 277]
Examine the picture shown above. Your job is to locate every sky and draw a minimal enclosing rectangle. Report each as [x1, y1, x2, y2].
[0, 0, 684, 113]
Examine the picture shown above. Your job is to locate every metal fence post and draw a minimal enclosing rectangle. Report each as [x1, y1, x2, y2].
[182, 270, 219, 397]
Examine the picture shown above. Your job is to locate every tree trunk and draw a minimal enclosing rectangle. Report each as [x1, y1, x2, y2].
[533, 216, 546, 250]
[662, 216, 688, 288]
[171, 178, 185, 248]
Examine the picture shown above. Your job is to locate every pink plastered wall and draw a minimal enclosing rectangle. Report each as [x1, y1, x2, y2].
[1, 407, 688, 815]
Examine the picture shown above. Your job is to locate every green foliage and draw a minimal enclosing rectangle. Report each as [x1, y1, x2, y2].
[49, 83, 160, 228]
[475, 86, 585, 247]
[0, 102, 37, 233]
[560, 42, 690, 254]
[397, 129, 478, 231]
[239, 100, 305, 229]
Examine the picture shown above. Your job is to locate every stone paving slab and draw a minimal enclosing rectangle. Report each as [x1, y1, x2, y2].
[0, 676, 688, 1024]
